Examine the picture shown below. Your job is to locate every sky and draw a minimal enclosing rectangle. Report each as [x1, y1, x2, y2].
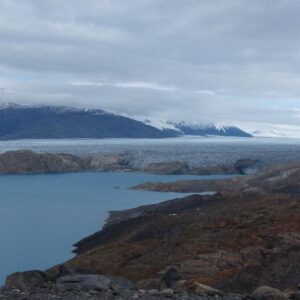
[1, 0, 300, 134]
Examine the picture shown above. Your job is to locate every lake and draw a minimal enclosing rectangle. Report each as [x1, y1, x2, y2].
[0, 171, 235, 284]
[0, 136, 299, 284]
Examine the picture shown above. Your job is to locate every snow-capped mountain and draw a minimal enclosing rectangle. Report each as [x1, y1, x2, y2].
[139, 119, 252, 137]
[0, 103, 179, 139]
[172, 121, 252, 137]
[0, 103, 253, 139]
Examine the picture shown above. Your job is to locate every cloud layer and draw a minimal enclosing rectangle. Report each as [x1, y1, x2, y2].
[1, 0, 300, 132]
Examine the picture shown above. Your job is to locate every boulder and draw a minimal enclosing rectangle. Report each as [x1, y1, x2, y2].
[234, 159, 259, 174]
[108, 275, 137, 293]
[251, 286, 288, 300]
[147, 289, 160, 295]
[288, 291, 300, 299]
[160, 267, 182, 288]
[5, 270, 49, 289]
[56, 274, 111, 291]
[160, 288, 174, 295]
[190, 282, 224, 297]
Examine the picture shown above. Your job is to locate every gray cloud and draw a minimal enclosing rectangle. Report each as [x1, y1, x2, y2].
[0, 0, 300, 132]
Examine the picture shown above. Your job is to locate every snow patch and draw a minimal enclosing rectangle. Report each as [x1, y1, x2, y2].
[172, 121, 228, 131]
[132, 117, 181, 132]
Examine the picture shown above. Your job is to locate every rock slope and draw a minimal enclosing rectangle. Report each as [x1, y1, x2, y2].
[64, 191, 299, 294]
[142, 159, 258, 175]
[61, 161, 299, 294]
[133, 160, 300, 194]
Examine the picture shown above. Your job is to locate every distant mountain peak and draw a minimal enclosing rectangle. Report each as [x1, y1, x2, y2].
[135, 117, 251, 137]
[169, 121, 252, 137]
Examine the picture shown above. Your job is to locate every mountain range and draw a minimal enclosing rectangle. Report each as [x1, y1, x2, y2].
[0, 103, 251, 139]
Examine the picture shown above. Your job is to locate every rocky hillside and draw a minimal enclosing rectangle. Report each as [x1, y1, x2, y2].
[0, 150, 133, 174]
[141, 159, 259, 175]
[48, 160, 299, 296]
[133, 160, 300, 194]
[0, 104, 179, 139]
[64, 191, 299, 294]
[0, 150, 86, 173]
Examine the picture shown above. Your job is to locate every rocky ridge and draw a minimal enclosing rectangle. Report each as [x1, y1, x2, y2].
[65, 192, 299, 292]
[0, 150, 134, 174]
[133, 160, 300, 194]
[57, 161, 299, 297]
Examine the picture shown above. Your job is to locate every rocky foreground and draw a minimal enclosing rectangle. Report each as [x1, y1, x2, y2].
[1, 269, 299, 299]
[1, 158, 299, 299]
[0, 271, 245, 299]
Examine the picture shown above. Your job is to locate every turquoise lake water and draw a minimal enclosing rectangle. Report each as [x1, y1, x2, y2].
[0, 171, 236, 284]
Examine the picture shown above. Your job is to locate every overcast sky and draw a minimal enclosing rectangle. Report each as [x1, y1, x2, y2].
[1, 0, 300, 132]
